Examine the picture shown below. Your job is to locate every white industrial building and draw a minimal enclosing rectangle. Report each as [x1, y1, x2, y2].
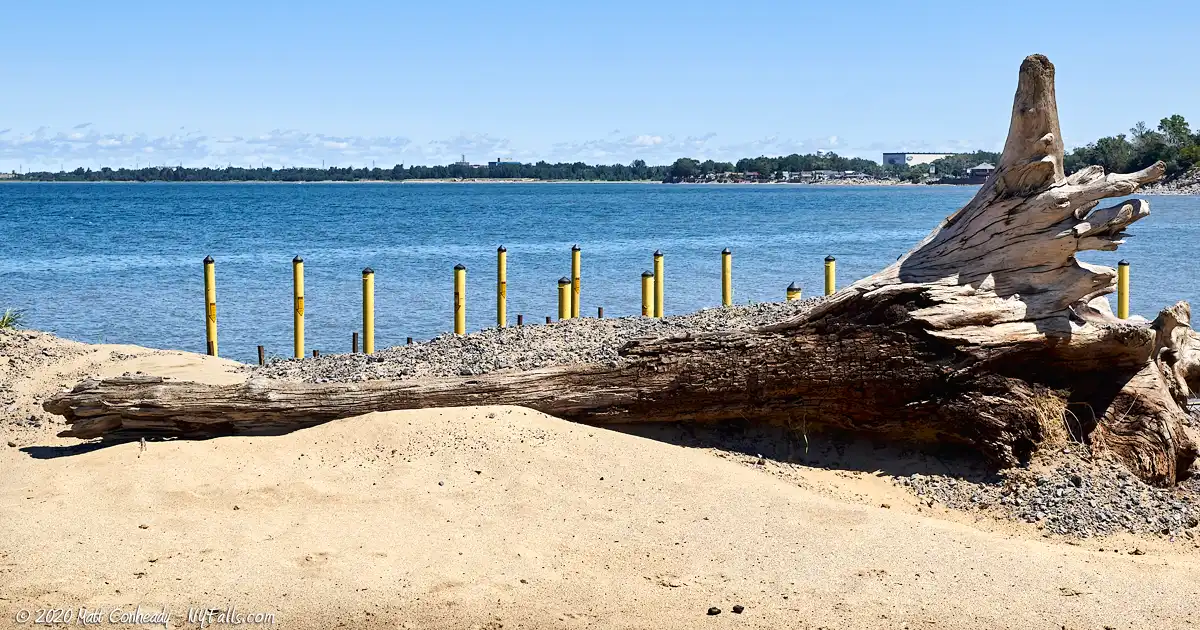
[881, 152, 954, 166]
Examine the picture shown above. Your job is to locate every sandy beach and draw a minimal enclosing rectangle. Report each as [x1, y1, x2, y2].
[1, 328, 1198, 629]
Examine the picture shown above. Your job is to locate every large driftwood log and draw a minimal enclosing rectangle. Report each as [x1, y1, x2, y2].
[45, 55, 1200, 485]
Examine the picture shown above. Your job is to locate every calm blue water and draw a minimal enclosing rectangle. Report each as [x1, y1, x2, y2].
[1, 183, 1197, 364]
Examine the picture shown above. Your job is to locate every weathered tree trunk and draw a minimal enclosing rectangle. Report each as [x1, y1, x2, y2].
[45, 55, 1200, 485]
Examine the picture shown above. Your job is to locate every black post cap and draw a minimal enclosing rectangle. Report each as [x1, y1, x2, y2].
[558, 276, 571, 285]
[203, 255, 214, 264]
[787, 282, 800, 291]
[572, 244, 580, 251]
[293, 255, 304, 263]
[654, 250, 663, 257]
[1118, 259, 1130, 266]
[722, 248, 731, 255]
[497, 245, 506, 252]
[362, 267, 374, 275]
[454, 263, 467, 271]
[642, 270, 654, 277]
[825, 255, 836, 262]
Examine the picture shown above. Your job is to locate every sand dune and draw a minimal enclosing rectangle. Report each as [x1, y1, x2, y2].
[2, 333, 1198, 629]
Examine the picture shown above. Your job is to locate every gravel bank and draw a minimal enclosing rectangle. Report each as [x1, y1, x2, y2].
[0, 329, 89, 438]
[897, 449, 1200, 538]
[622, 421, 1200, 540]
[1141, 167, 1200, 195]
[252, 298, 822, 383]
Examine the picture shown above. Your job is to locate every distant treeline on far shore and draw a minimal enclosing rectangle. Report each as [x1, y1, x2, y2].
[0, 153, 996, 183]
[5, 114, 1196, 184]
[5, 155, 888, 184]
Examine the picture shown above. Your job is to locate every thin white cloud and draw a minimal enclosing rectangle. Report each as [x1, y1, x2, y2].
[0, 125, 1001, 171]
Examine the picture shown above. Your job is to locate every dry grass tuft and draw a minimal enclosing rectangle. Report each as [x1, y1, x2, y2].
[1031, 389, 1075, 452]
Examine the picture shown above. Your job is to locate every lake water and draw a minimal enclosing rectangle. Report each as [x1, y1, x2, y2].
[1, 183, 1197, 364]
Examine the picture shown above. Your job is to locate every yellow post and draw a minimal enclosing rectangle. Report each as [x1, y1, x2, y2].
[292, 256, 305, 358]
[824, 255, 836, 296]
[557, 277, 572, 321]
[203, 256, 217, 356]
[1117, 259, 1130, 319]
[497, 246, 507, 328]
[362, 267, 375, 354]
[653, 250, 664, 318]
[721, 248, 732, 306]
[787, 282, 802, 301]
[571, 244, 581, 319]
[641, 271, 654, 316]
[454, 264, 467, 335]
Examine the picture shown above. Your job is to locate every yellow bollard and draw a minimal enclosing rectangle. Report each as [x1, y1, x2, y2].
[497, 246, 507, 328]
[203, 256, 218, 356]
[557, 277, 571, 321]
[653, 250, 664, 318]
[824, 255, 836, 296]
[362, 267, 375, 354]
[292, 256, 305, 358]
[787, 282, 802, 301]
[721, 248, 732, 306]
[641, 271, 654, 317]
[1117, 259, 1130, 319]
[454, 264, 467, 335]
[571, 244, 581, 319]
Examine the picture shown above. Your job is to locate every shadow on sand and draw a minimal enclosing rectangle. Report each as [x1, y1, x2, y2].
[20, 440, 136, 460]
[611, 420, 1003, 483]
[23, 417, 1005, 484]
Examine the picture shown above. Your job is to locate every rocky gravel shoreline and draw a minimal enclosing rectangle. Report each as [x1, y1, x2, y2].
[897, 449, 1200, 539]
[1140, 167, 1200, 195]
[252, 298, 822, 383]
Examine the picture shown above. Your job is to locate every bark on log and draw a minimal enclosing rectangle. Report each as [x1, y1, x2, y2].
[44, 55, 1200, 485]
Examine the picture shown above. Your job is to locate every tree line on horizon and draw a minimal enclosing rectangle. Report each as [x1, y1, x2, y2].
[3, 154, 971, 183]
[9, 114, 1196, 184]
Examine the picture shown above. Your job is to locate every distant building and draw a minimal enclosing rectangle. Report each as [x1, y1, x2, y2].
[489, 158, 522, 167]
[0, 172, 14, 180]
[968, 162, 996, 178]
[454, 154, 470, 166]
[882, 152, 953, 166]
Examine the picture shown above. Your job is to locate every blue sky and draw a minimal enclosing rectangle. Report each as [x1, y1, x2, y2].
[2, 1, 1197, 170]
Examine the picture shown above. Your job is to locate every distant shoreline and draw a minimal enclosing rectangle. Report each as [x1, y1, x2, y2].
[0, 178, 667, 185]
[1, 178, 942, 186]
